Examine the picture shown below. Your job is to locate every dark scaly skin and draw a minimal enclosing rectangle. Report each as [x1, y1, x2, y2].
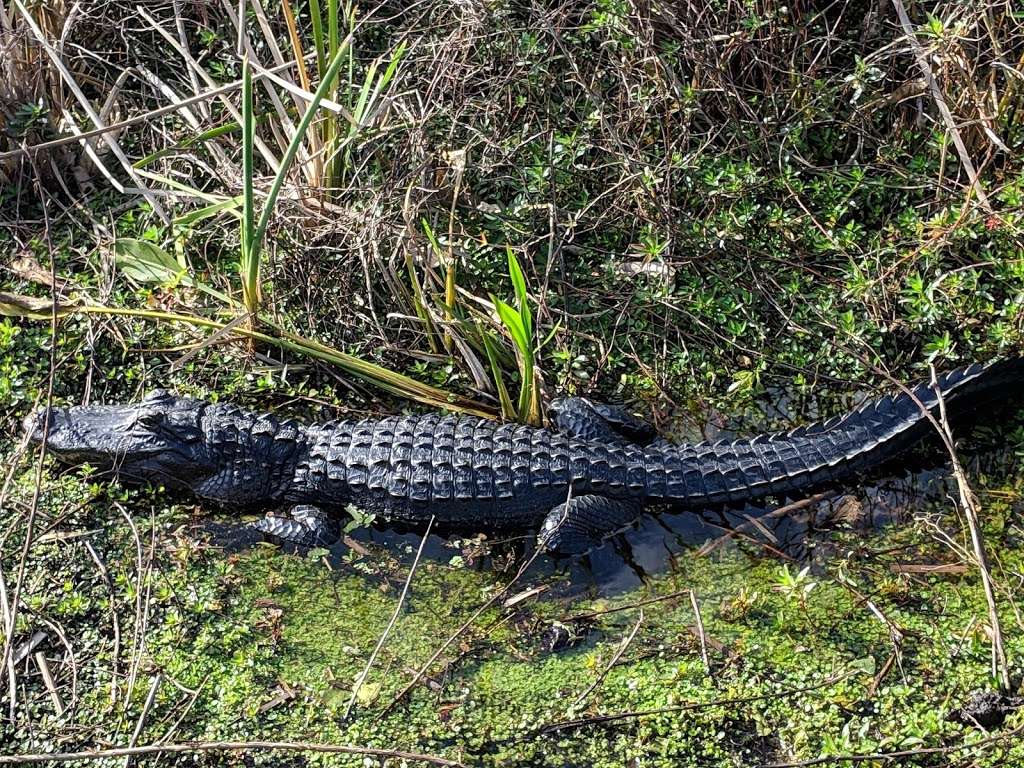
[24, 359, 1024, 551]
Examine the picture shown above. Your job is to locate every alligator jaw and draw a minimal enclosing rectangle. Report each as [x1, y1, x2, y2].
[24, 391, 216, 488]
[24, 402, 146, 465]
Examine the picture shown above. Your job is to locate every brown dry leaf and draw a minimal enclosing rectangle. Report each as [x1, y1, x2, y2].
[9, 253, 67, 288]
[0, 291, 76, 319]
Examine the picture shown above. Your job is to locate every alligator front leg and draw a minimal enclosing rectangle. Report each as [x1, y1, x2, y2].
[538, 495, 644, 555]
[252, 504, 339, 549]
[548, 397, 657, 445]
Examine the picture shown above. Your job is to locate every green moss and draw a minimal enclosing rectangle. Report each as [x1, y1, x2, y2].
[6, 448, 1024, 765]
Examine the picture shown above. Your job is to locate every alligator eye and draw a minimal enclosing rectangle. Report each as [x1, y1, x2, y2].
[137, 411, 164, 428]
[144, 389, 171, 403]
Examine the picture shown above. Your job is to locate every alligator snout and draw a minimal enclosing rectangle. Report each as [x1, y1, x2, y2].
[22, 401, 136, 460]
[24, 405, 93, 459]
[23, 406, 64, 445]
[20, 396, 213, 475]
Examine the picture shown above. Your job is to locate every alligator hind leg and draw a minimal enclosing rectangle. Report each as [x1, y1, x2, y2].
[539, 495, 644, 555]
[548, 398, 658, 445]
[253, 504, 339, 548]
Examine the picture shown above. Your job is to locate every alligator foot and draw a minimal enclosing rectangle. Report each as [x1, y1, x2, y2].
[538, 495, 643, 555]
[548, 398, 657, 445]
[252, 505, 339, 549]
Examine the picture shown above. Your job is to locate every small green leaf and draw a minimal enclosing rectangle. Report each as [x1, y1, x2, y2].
[114, 239, 187, 285]
[506, 248, 532, 339]
[492, 297, 529, 353]
[174, 196, 244, 227]
[480, 327, 517, 421]
[421, 219, 442, 257]
[343, 505, 376, 533]
[379, 40, 407, 87]
[850, 656, 877, 676]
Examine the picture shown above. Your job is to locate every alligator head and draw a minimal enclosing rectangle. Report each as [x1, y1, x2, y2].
[24, 390, 217, 491]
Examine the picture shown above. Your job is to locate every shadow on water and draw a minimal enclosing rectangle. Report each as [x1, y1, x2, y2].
[208, 389, 1024, 598]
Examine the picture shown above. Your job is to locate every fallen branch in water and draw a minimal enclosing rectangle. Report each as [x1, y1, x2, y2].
[756, 721, 1024, 767]
[563, 587, 692, 622]
[381, 539, 549, 714]
[534, 671, 853, 736]
[344, 516, 435, 720]
[696, 491, 836, 558]
[572, 609, 644, 708]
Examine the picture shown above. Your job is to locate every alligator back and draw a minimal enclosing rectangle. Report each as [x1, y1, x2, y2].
[293, 414, 622, 526]
[648, 358, 1024, 507]
[292, 359, 1022, 523]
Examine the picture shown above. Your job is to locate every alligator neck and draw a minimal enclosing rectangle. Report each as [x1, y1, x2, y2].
[194, 403, 309, 507]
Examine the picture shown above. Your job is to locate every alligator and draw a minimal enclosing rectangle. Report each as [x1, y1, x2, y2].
[23, 358, 1024, 555]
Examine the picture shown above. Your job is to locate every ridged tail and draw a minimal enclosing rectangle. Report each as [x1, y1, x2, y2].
[649, 358, 1024, 507]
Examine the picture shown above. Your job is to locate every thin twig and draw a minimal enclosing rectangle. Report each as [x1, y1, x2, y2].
[689, 591, 710, 674]
[0, 563, 17, 721]
[344, 516, 434, 720]
[116, 502, 145, 709]
[697, 491, 836, 558]
[573, 609, 644, 709]
[536, 671, 852, 736]
[0, 741, 467, 767]
[157, 677, 208, 745]
[128, 674, 163, 756]
[381, 541, 549, 714]
[890, 0, 992, 210]
[564, 588, 692, 622]
[0, 58, 310, 163]
[33, 651, 64, 716]
[0, 149, 60, 719]
[11, 0, 170, 222]
[929, 363, 1010, 691]
[755, 722, 1024, 767]
[83, 539, 121, 706]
